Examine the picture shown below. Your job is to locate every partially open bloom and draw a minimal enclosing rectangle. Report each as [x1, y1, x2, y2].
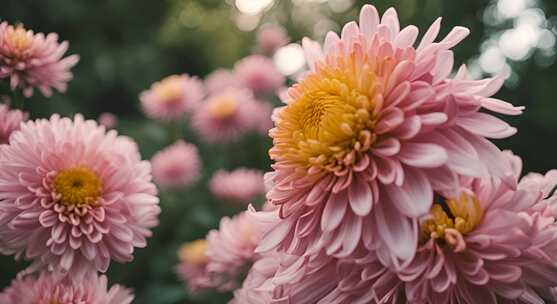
[176, 239, 212, 294]
[140, 74, 204, 121]
[257, 4, 521, 266]
[98, 112, 117, 129]
[0, 272, 133, 304]
[206, 212, 262, 290]
[234, 55, 285, 95]
[0, 22, 79, 97]
[151, 140, 201, 189]
[192, 88, 261, 143]
[209, 168, 265, 203]
[0, 104, 27, 144]
[257, 25, 290, 54]
[205, 69, 240, 94]
[0, 115, 160, 279]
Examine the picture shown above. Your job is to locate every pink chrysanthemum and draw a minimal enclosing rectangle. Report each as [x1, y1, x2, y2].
[234, 55, 285, 95]
[205, 69, 240, 94]
[257, 25, 290, 54]
[230, 254, 280, 304]
[140, 74, 204, 121]
[176, 239, 213, 294]
[209, 168, 265, 203]
[0, 272, 133, 304]
[192, 88, 260, 143]
[0, 114, 160, 279]
[206, 211, 262, 290]
[0, 104, 27, 144]
[0, 22, 79, 97]
[97, 112, 117, 129]
[151, 140, 201, 189]
[256, 4, 522, 266]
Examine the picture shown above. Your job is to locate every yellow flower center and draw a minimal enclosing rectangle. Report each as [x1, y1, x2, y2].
[420, 192, 484, 247]
[53, 167, 103, 207]
[4, 25, 32, 55]
[207, 97, 238, 119]
[179, 239, 209, 266]
[153, 76, 185, 104]
[270, 53, 381, 172]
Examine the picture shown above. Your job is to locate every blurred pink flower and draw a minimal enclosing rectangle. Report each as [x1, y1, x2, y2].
[0, 22, 79, 97]
[256, 4, 522, 267]
[151, 140, 202, 189]
[140, 74, 204, 121]
[209, 168, 265, 203]
[234, 55, 285, 95]
[205, 69, 240, 94]
[0, 272, 133, 304]
[98, 112, 117, 129]
[0, 114, 160, 279]
[252, 101, 274, 136]
[206, 212, 262, 290]
[0, 104, 27, 144]
[230, 254, 279, 304]
[256, 25, 290, 54]
[192, 88, 260, 143]
[176, 239, 213, 294]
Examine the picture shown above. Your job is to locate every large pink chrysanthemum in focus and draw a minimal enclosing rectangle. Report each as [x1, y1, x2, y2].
[234, 55, 285, 95]
[209, 168, 265, 203]
[0, 104, 27, 144]
[257, 25, 290, 54]
[0, 272, 133, 304]
[192, 88, 260, 143]
[0, 22, 79, 97]
[205, 69, 240, 94]
[176, 239, 213, 294]
[0, 114, 160, 279]
[206, 211, 262, 290]
[140, 74, 204, 121]
[151, 140, 201, 189]
[256, 4, 522, 267]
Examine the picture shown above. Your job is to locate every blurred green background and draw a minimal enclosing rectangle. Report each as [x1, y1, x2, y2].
[1, 0, 556, 303]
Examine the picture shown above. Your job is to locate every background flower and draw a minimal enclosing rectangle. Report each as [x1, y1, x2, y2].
[209, 168, 265, 203]
[151, 140, 202, 189]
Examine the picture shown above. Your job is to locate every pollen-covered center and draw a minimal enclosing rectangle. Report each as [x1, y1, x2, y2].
[4, 25, 32, 57]
[271, 55, 379, 172]
[420, 192, 484, 250]
[208, 97, 238, 119]
[53, 167, 102, 207]
[179, 239, 209, 266]
[153, 76, 185, 104]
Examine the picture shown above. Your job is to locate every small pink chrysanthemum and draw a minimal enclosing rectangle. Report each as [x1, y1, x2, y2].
[151, 140, 202, 189]
[97, 112, 118, 129]
[0, 22, 79, 97]
[140, 74, 204, 121]
[206, 211, 262, 289]
[205, 69, 240, 94]
[234, 55, 285, 95]
[0, 272, 133, 304]
[257, 25, 290, 54]
[0, 114, 160, 279]
[0, 104, 27, 144]
[192, 88, 261, 143]
[209, 168, 265, 203]
[256, 4, 522, 267]
[175, 239, 213, 294]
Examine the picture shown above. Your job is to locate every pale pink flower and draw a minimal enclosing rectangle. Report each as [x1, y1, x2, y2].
[98, 112, 117, 129]
[256, 4, 522, 267]
[0, 22, 79, 97]
[140, 74, 204, 121]
[230, 254, 279, 304]
[192, 88, 260, 143]
[151, 140, 201, 189]
[175, 239, 212, 294]
[0, 104, 27, 144]
[234, 55, 285, 95]
[206, 211, 262, 290]
[257, 25, 290, 54]
[0, 272, 133, 304]
[0, 114, 160, 279]
[209, 168, 265, 203]
[205, 69, 240, 94]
